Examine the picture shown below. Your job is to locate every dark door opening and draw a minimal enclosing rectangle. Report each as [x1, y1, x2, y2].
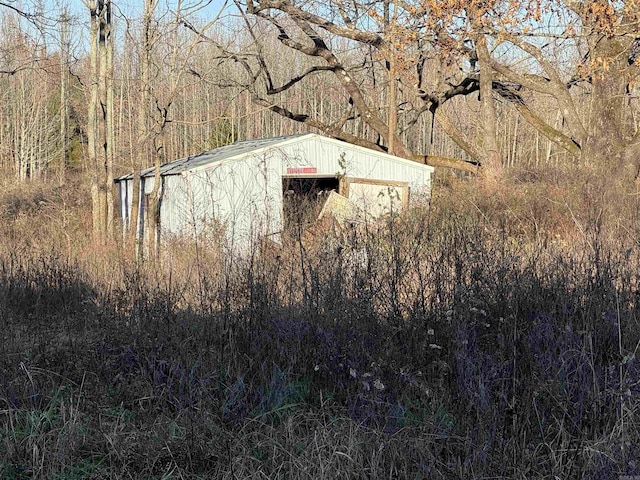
[282, 176, 339, 231]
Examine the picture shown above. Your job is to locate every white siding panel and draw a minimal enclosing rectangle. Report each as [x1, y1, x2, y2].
[176, 151, 283, 246]
[118, 180, 131, 221]
[349, 183, 404, 217]
[277, 138, 431, 193]
[120, 134, 433, 246]
[143, 177, 155, 194]
[158, 175, 187, 235]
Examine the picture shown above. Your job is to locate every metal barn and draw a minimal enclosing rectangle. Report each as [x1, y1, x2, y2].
[114, 133, 434, 245]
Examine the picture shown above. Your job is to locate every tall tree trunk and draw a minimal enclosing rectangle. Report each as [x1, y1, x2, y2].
[475, 33, 502, 181]
[582, 35, 629, 175]
[384, 1, 397, 156]
[59, 10, 69, 184]
[97, 1, 108, 236]
[105, 1, 115, 238]
[87, 0, 114, 243]
[88, 0, 101, 240]
[128, 0, 156, 257]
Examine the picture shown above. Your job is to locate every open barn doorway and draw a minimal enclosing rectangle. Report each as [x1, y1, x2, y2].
[282, 176, 340, 231]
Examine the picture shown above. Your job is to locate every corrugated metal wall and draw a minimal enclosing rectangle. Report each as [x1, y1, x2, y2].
[119, 135, 433, 247]
[278, 136, 432, 189]
[177, 152, 280, 246]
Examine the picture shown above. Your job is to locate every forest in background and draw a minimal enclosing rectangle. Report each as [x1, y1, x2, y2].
[1, 0, 638, 244]
[1, 1, 640, 479]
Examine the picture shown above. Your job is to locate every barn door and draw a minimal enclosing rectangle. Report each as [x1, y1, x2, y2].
[340, 177, 409, 217]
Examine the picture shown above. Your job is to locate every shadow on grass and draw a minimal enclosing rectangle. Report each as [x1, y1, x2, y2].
[1, 216, 639, 479]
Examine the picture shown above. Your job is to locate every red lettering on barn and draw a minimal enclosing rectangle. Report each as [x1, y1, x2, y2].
[286, 167, 318, 174]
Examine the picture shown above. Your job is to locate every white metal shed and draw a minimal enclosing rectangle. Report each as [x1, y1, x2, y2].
[114, 133, 434, 246]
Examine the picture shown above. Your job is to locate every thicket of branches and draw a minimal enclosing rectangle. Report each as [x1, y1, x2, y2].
[1, 0, 638, 244]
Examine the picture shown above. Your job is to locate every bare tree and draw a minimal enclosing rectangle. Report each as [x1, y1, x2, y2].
[484, 0, 640, 181]
[226, 0, 508, 172]
[221, 0, 637, 181]
[126, 0, 226, 256]
[85, 0, 114, 241]
[58, 8, 70, 182]
[0, 10, 59, 180]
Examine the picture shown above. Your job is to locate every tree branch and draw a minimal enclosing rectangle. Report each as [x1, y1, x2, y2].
[434, 109, 485, 164]
[512, 102, 581, 157]
[266, 65, 339, 94]
[494, 35, 587, 141]
[0, 1, 37, 23]
[249, 0, 384, 47]
[260, 10, 411, 158]
[489, 58, 554, 95]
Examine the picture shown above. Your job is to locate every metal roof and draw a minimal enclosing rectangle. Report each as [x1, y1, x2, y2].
[114, 133, 310, 181]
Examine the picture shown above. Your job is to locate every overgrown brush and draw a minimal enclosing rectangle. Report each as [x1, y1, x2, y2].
[1, 174, 639, 478]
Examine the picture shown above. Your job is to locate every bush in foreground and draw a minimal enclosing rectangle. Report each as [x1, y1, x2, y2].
[1, 175, 639, 479]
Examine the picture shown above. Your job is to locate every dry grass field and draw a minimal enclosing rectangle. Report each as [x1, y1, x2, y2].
[1, 168, 639, 479]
